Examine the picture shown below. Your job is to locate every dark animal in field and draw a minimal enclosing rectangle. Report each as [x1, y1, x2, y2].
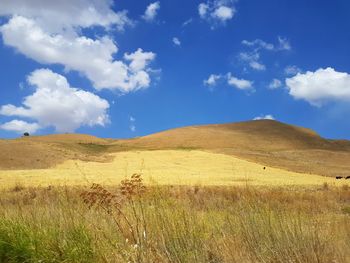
[346, 176, 350, 180]
[336, 176, 343, 179]
[263, 167, 266, 170]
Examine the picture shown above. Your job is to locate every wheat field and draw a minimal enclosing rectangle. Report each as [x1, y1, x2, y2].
[0, 150, 345, 189]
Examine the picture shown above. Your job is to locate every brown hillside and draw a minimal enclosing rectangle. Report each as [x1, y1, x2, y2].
[114, 120, 349, 151]
[0, 134, 111, 170]
[22, 133, 108, 144]
[0, 120, 349, 177]
[112, 120, 350, 177]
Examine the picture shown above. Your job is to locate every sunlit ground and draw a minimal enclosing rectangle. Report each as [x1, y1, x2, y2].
[0, 150, 346, 189]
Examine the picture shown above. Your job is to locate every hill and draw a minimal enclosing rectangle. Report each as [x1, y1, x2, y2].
[0, 120, 349, 177]
[113, 120, 350, 177]
[0, 134, 111, 170]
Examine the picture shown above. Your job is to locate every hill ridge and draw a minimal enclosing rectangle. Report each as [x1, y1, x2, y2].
[1, 120, 349, 177]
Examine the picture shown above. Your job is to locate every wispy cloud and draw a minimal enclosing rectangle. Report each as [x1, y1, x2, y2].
[239, 37, 292, 71]
[268, 79, 282, 89]
[284, 65, 302, 75]
[129, 116, 136, 132]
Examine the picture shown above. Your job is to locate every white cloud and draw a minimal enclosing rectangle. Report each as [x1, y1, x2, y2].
[242, 39, 274, 51]
[227, 73, 253, 90]
[124, 48, 156, 73]
[172, 37, 181, 46]
[198, 3, 209, 18]
[285, 67, 350, 106]
[239, 37, 291, 71]
[0, 16, 156, 92]
[204, 74, 221, 86]
[212, 6, 234, 21]
[204, 73, 253, 91]
[0, 120, 40, 134]
[241, 37, 291, 52]
[253, 114, 275, 120]
[142, 2, 160, 22]
[0, 69, 110, 133]
[268, 79, 282, 89]
[0, 0, 132, 33]
[198, 1, 236, 26]
[284, 65, 302, 75]
[239, 52, 266, 71]
[249, 61, 266, 71]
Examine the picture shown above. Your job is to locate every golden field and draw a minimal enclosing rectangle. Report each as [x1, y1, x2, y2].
[2, 120, 350, 178]
[0, 149, 346, 189]
[1, 121, 350, 262]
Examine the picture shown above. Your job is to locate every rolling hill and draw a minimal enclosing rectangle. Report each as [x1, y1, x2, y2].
[1, 120, 349, 177]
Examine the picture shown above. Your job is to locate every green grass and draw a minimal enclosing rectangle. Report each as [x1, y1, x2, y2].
[0, 181, 349, 262]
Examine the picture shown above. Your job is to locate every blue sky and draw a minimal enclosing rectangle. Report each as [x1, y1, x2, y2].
[0, 0, 350, 139]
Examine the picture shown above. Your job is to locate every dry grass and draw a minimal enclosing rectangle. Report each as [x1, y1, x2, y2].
[0, 150, 346, 189]
[1, 120, 350, 176]
[0, 134, 111, 170]
[113, 120, 350, 177]
[0, 177, 349, 262]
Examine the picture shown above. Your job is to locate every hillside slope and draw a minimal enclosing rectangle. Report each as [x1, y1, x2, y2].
[112, 120, 350, 177]
[0, 134, 111, 170]
[0, 120, 349, 177]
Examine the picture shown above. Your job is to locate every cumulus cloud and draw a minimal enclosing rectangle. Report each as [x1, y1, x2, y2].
[268, 79, 282, 89]
[227, 73, 253, 90]
[0, 16, 156, 92]
[172, 37, 181, 46]
[0, 69, 110, 133]
[124, 48, 156, 73]
[284, 65, 302, 75]
[285, 67, 350, 106]
[0, 0, 132, 33]
[239, 37, 291, 71]
[142, 2, 160, 22]
[0, 1, 157, 93]
[0, 120, 40, 134]
[253, 114, 275, 120]
[198, 0, 236, 27]
[204, 74, 221, 86]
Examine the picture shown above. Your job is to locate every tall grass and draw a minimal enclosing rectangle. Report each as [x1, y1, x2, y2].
[0, 178, 349, 262]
